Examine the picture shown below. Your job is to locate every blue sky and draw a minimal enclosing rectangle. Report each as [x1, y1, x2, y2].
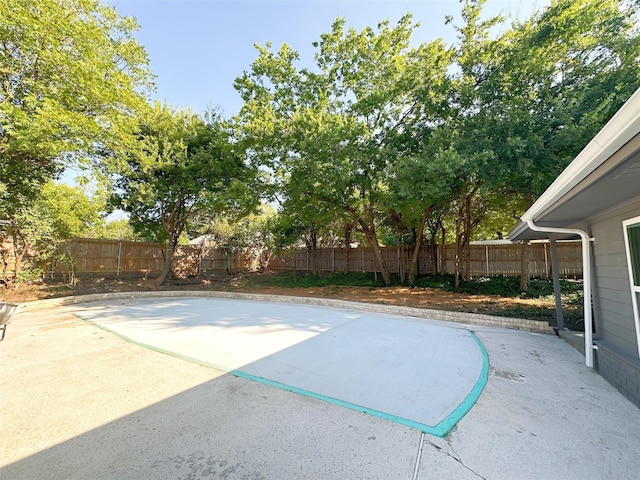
[110, 0, 549, 117]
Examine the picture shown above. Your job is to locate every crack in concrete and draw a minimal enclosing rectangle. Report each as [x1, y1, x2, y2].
[425, 439, 488, 480]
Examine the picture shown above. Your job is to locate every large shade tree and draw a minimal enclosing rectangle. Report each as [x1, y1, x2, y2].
[458, 0, 640, 202]
[435, 0, 640, 284]
[235, 15, 451, 285]
[0, 0, 152, 284]
[0, 0, 152, 201]
[109, 103, 251, 286]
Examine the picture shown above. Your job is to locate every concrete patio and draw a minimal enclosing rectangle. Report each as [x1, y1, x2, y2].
[2, 294, 639, 479]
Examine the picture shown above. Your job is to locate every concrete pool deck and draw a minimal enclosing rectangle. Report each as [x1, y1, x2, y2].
[74, 297, 488, 436]
[2, 294, 640, 479]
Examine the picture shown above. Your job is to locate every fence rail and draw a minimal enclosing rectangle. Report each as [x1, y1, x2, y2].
[5, 238, 581, 280]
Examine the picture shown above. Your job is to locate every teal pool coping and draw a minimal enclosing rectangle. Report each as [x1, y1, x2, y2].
[75, 305, 489, 438]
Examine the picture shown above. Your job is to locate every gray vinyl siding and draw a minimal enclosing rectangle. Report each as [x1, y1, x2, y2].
[589, 197, 640, 358]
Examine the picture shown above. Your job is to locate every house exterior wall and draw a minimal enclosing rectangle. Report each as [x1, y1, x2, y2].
[595, 344, 640, 408]
[590, 196, 640, 356]
[589, 195, 640, 406]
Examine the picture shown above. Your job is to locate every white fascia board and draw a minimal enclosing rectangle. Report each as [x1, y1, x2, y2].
[521, 87, 640, 223]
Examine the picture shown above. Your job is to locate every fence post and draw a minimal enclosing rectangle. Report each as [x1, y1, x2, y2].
[485, 245, 489, 276]
[116, 241, 122, 277]
[544, 242, 549, 278]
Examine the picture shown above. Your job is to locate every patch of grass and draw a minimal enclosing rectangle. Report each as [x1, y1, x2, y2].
[415, 274, 583, 300]
[414, 274, 585, 331]
[523, 278, 583, 298]
[232, 271, 387, 289]
[412, 274, 457, 290]
[414, 275, 526, 296]
[460, 276, 522, 296]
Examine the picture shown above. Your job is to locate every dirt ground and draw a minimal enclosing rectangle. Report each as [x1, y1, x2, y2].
[0, 273, 567, 322]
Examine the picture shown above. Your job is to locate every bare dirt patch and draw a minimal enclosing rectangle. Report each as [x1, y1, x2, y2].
[0, 274, 569, 323]
[234, 284, 562, 319]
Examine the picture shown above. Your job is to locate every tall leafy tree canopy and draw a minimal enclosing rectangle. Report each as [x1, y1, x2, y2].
[436, 0, 640, 283]
[459, 0, 640, 199]
[0, 0, 152, 209]
[1, 0, 152, 285]
[235, 0, 640, 284]
[234, 14, 452, 285]
[110, 103, 252, 286]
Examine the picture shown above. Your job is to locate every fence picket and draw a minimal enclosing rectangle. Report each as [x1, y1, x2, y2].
[1, 238, 583, 280]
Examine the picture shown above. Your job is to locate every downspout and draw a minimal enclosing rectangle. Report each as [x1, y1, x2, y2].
[526, 220, 595, 368]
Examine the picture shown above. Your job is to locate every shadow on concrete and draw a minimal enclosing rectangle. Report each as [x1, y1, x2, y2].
[4, 298, 488, 479]
[74, 298, 488, 434]
[3, 367, 421, 479]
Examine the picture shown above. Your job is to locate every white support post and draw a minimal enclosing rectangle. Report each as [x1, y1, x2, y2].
[527, 220, 593, 367]
[549, 239, 564, 331]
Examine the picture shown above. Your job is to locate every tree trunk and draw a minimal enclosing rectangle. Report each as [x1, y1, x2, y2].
[155, 236, 177, 287]
[307, 228, 321, 277]
[343, 223, 353, 274]
[10, 229, 28, 288]
[454, 198, 464, 288]
[311, 245, 319, 276]
[439, 221, 446, 275]
[1, 254, 8, 287]
[361, 225, 391, 286]
[430, 235, 438, 275]
[292, 251, 297, 282]
[408, 208, 429, 285]
[390, 211, 405, 283]
[463, 192, 473, 281]
[454, 240, 462, 288]
[426, 217, 439, 275]
[350, 209, 391, 285]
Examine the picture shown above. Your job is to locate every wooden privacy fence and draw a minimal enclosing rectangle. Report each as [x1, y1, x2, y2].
[42, 238, 582, 280]
[440, 242, 583, 278]
[47, 239, 251, 278]
[267, 246, 434, 276]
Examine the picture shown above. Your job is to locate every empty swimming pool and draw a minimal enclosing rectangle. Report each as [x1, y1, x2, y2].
[75, 296, 488, 437]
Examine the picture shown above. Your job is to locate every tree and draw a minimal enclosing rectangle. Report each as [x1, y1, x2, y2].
[225, 203, 276, 272]
[0, 0, 152, 282]
[109, 103, 250, 286]
[235, 15, 450, 285]
[388, 145, 465, 284]
[0, 182, 106, 286]
[190, 204, 277, 272]
[470, 0, 640, 200]
[441, 0, 640, 284]
[87, 219, 141, 242]
[0, 0, 152, 206]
